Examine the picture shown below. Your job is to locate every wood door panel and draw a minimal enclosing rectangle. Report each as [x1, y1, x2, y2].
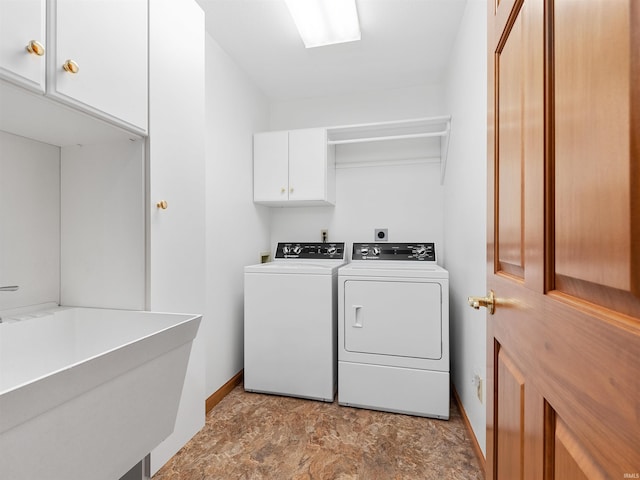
[554, 0, 633, 297]
[497, 8, 525, 277]
[489, 277, 640, 477]
[496, 347, 525, 480]
[632, 1, 640, 299]
[554, 417, 606, 480]
[492, 0, 519, 48]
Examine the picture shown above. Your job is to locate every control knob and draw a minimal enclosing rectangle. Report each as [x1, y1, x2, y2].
[282, 245, 291, 254]
[293, 245, 302, 255]
[360, 247, 369, 256]
[326, 245, 337, 255]
[415, 246, 428, 258]
[371, 246, 381, 256]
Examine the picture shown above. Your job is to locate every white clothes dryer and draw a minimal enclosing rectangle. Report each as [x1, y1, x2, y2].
[338, 242, 450, 419]
[244, 242, 346, 402]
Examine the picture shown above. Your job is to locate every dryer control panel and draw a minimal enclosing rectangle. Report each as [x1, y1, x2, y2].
[352, 242, 436, 261]
[275, 242, 346, 259]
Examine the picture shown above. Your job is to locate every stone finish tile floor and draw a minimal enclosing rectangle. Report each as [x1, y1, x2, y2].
[153, 385, 484, 480]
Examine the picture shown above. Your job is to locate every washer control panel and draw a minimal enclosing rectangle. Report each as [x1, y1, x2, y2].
[352, 242, 436, 261]
[275, 242, 346, 260]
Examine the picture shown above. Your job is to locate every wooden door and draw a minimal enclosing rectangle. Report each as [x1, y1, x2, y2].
[486, 0, 640, 478]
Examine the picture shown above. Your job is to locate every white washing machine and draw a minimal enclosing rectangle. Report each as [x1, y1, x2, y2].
[244, 242, 346, 402]
[338, 242, 450, 419]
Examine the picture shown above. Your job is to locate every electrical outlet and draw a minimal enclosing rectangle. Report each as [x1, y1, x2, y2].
[472, 372, 484, 404]
[321, 229, 328, 243]
[375, 228, 388, 241]
[477, 377, 483, 403]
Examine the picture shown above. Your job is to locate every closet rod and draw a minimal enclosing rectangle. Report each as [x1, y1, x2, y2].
[327, 130, 448, 146]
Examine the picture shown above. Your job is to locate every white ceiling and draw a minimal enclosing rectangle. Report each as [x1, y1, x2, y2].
[196, 0, 469, 101]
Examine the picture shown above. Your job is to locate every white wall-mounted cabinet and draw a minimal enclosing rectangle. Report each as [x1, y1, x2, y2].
[49, 0, 147, 133]
[0, 0, 147, 136]
[253, 128, 336, 206]
[0, 0, 46, 93]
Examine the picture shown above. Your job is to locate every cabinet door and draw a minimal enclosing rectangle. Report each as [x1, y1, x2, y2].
[253, 131, 289, 202]
[148, 0, 205, 473]
[49, 0, 147, 133]
[0, 0, 46, 92]
[288, 128, 328, 201]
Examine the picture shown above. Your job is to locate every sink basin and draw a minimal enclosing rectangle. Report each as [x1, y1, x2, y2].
[0, 306, 201, 480]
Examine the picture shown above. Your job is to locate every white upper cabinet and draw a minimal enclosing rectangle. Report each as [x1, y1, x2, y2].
[289, 128, 333, 202]
[0, 0, 147, 137]
[0, 0, 46, 93]
[253, 128, 336, 206]
[253, 130, 289, 203]
[49, 0, 148, 134]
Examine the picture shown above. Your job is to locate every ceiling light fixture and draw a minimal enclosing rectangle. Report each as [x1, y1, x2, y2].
[284, 0, 361, 49]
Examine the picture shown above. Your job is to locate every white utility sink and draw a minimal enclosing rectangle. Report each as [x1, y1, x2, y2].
[0, 306, 201, 480]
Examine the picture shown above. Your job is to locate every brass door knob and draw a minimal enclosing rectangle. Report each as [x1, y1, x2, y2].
[468, 290, 496, 314]
[26, 40, 45, 56]
[62, 59, 79, 74]
[156, 200, 168, 209]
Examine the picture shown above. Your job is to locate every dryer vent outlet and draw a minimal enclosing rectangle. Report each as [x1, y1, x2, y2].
[375, 229, 388, 241]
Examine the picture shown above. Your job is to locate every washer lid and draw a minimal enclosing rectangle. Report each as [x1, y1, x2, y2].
[245, 260, 346, 275]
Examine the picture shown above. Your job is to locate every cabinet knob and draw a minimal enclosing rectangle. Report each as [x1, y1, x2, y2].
[290, 187, 294, 193]
[280, 187, 286, 194]
[62, 59, 79, 74]
[156, 200, 168, 209]
[26, 40, 45, 56]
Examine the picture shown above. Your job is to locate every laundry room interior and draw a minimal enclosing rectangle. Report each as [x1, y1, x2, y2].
[206, 0, 487, 465]
[0, 0, 488, 478]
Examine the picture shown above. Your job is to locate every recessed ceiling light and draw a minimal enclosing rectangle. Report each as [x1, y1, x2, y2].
[284, 0, 361, 49]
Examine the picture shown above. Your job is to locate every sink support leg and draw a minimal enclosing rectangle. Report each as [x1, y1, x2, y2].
[119, 455, 151, 480]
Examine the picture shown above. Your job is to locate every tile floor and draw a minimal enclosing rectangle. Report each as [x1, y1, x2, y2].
[154, 385, 484, 480]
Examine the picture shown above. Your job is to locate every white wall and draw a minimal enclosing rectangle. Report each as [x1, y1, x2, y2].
[268, 85, 446, 253]
[269, 162, 444, 256]
[61, 141, 145, 310]
[443, 0, 488, 455]
[203, 33, 271, 396]
[270, 83, 445, 130]
[0, 132, 146, 313]
[0, 131, 60, 312]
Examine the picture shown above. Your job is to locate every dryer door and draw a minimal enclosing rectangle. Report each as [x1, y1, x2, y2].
[343, 280, 442, 360]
